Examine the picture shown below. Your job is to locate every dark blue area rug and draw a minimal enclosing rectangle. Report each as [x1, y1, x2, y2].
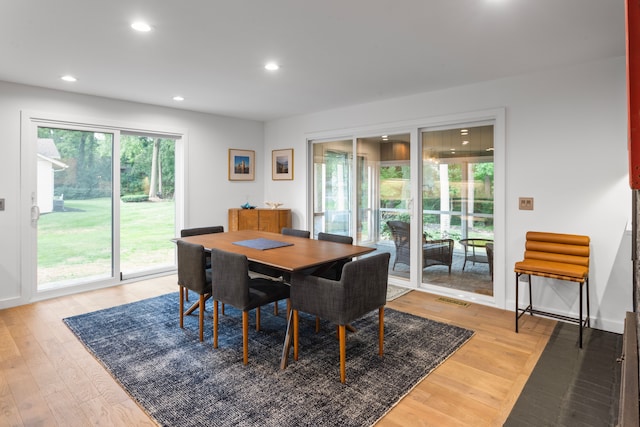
[64, 293, 473, 427]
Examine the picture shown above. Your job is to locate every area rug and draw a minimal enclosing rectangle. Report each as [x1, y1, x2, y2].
[64, 293, 474, 427]
[386, 284, 412, 301]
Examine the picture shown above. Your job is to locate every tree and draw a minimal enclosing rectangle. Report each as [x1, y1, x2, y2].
[148, 138, 161, 200]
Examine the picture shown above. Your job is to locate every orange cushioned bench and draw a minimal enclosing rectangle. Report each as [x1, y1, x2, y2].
[514, 231, 590, 348]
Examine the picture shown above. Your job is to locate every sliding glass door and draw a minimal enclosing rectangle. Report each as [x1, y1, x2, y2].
[312, 139, 353, 237]
[120, 134, 176, 278]
[30, 123, 179, 293]
[420, 124, 494, 295]
[36, 127, 116, 290]
[308, 111, 502, 304]
[356, 134, 412, 282]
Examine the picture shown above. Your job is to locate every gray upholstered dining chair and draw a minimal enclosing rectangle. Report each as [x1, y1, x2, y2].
[290, 251, 391, 383]
[180, 225, 224, 237]
[180, 226, 224, 302]
[315, 232, 354, 280]
[210, 248, 291, 365]
[311, 232, 355, 332]
[281, 227, 311, 238]
[249, 227, 310, 287]
[177, 240, 212, 342]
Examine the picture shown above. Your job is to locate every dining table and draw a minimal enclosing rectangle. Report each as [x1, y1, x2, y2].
[178, 229, 376, 368]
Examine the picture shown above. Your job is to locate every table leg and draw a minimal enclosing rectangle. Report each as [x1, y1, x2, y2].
[280, 308, 293, 369]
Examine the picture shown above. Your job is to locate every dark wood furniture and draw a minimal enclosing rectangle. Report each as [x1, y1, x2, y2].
[228, 208, 291, 233]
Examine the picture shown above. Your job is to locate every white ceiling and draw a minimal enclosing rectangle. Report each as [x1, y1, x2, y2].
[0, 0, 625, 122]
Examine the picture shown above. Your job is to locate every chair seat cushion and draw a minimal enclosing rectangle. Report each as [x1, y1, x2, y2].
[245, 278, 290, 310]
[514, 259, 588, 281]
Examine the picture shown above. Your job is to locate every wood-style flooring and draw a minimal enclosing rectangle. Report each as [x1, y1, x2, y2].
[0, 276, 557, 426]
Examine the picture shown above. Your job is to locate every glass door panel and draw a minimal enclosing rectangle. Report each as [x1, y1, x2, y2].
[357, 133, 411, 282]
[36, 127, 114, 290]
[120, 134, 176, 277]
[421, 124, 494, 295]
[312, 140, 353, 238]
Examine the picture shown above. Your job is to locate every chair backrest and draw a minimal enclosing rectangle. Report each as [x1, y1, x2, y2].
[317, 232, 354, 280]
[317, 232, 353, 245]
[523, 231, 590, 267]
[180, 225, 224, 237]
[338, 252, 391, 323]
[177, 240, 209, 293]
[210, 248, 250, 309]
[281, 227, 310, 238]
[387, 221, 410, 264]
[515, 231, 590, 283]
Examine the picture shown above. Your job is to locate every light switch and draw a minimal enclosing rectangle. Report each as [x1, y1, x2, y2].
[519, 197, 533, 210]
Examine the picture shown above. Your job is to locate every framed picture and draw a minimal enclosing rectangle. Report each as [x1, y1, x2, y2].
[272, 148, 294, 180]
[228, 149, 255, 181]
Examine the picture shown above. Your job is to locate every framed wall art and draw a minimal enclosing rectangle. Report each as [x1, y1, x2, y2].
[272, 148, 293, 180]
[228, 149, 255, 181]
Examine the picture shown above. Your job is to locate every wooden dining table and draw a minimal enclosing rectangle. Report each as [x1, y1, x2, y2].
[178, 229, 376, 368]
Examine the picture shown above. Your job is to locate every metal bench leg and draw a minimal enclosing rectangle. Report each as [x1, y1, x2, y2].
[515, 272, 519, 332]
[586, 277, 590, 328]
[579, 280, 583, 348]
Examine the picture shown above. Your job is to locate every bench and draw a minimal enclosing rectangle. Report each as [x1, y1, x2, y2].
[514, 231, 590, 347]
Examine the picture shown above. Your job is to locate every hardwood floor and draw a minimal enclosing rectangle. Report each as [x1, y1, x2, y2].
[0, 276, 555, 426]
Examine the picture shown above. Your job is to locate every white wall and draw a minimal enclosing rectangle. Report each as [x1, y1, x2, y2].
[263, 56, 631, 333]
[0, 81, 263, 306]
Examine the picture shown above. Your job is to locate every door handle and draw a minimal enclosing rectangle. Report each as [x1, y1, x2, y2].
[31, 192, 40, 225]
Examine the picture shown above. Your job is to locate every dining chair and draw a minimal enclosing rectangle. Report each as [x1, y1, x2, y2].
[210, 248, 291, 364]
[290, 252, 390, 383]
[180, 226, 224, 302]
[311, 232, 354, 332]
[281, 227, 311, 238]
[315, 232, 353, 280]
[249, 227, 311, 282]
[177, 240, 212, 342]
[180, 225, 224, 237]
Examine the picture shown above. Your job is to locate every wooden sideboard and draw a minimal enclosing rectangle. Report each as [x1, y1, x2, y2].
[228, 208, 292, 233]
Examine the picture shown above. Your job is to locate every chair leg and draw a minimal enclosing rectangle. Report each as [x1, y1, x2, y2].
[185, 288, 189, 302]
[293, 310, 299, 361]
[222, 303, 225, 316]
[256, 307, 261, 331]
[213, 300, 219, 349]
[286, 299, 291, 320]
[274, 301, 279, 316]
[379, 307, 385, 356]
[315, 316, 320, 333]
[339, 325, 346, 383]
[179, 286, 184, 328]
[242, 311, 249, 365]
[198, 294, 205, 342]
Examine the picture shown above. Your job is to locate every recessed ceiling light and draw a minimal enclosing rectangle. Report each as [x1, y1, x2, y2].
[265, 62, 279, 71]
[131, 21, 152, 32]
[462, 140, 469, 145]
[173, 96, 184, 101]
[61, 75, 77, 82]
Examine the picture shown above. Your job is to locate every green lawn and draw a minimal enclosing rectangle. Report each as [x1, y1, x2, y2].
[38, 198, 175, 284]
